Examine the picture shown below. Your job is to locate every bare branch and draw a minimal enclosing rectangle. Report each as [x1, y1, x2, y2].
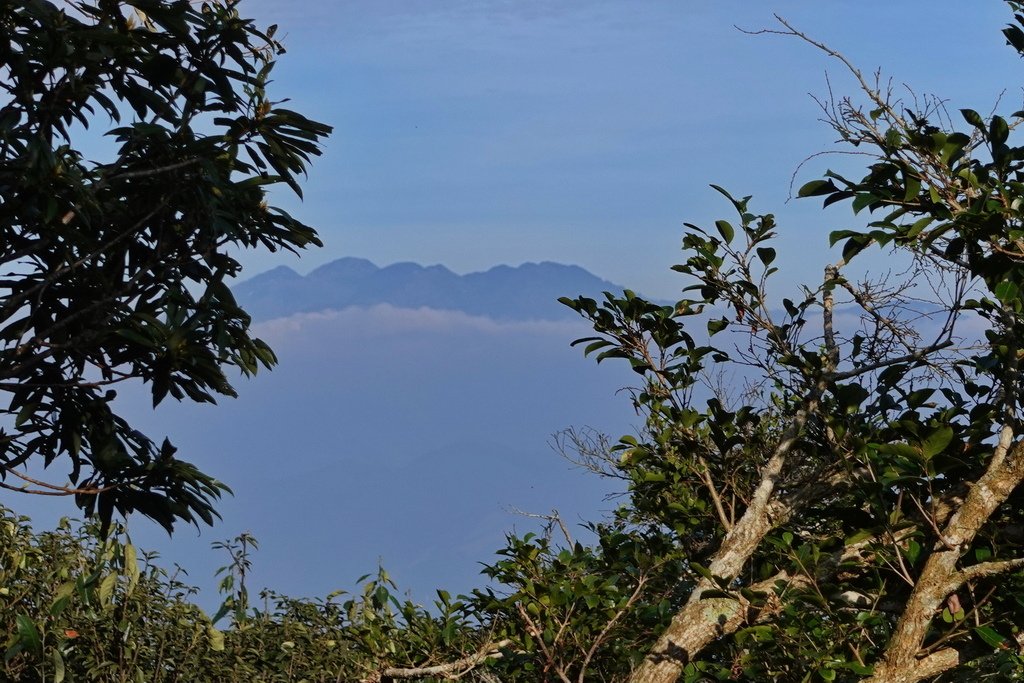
[697, 456, 733, 532]
[830, 340, 954, 381]
[551, 427, 628, 482]
[631, 383, 826, 681]
[506, 507, 573, 545]
[953, 557, 1024, 586]
[516, 603, 573, 683]
[739, 16, 905, 125]
[577, 575, 649, 683]
[361, 640, 512, 682]
[0, 467, 121, 497]
[869, 437, 1024, 682]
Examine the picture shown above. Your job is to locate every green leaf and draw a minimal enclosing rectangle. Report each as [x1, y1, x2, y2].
[974, 625, 1008, 649]
[921, 426, 954, 460]
[841, 235, 872, 262]
[707, 318, 728, 336]
[207, 624, 225, 651]
[851, 193, 877, 214]
[823, 190, 855, 207]
[840, 662, 874, 675]
[832, 383, 869, 413]
[877, 442, 921, 459]
[903, 173, 922, 201]
[1005, 24, 1024, 53]
[828, 229, 863, 247]
[756, 247, 776, 266]
[844, 528, 874, 545]
[709, 184, 749, 213]
[14, 402, 36, 428]
[583, 339, 612, 355]
[903, 216, 933, 239]
[961, 108, 985, 129]
[903, 538, 922, 564]
[124, 543, 140, 593]
[736, 625, 774, 644]
[715, 220, 735, 244]
[689, 562, 715, 582]
[99, 572, 117, 608]
[990, 115, 1009, 145]
[995, 279, 1019, 303]
[15, 615, 41, 655]
[945, 236, 966, 260]
[885, 127, 902, 148]
[941, 133, 971, 165]
[53, 649, 66, 683]
[797, 179, 837, 197]
[905, 388, 935, 408]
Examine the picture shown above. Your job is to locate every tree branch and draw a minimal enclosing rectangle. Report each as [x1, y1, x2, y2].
[0, 467, 121, 497]
[362, 640, 512, 682]
[630, 389, 824, 682]
[953, 557, 1024, 586]
[868, 435, 1024, 682]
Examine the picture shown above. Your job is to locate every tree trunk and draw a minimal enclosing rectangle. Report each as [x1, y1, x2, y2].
[867, 432, 1024, 683]
[628, 448, 792, 682]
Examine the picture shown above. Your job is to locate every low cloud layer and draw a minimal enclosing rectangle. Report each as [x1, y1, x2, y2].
[256, 303, 588, 341]
[21, 305, 635, 609]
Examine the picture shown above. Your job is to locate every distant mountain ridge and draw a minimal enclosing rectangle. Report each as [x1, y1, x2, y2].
[232, 257, 627, 321]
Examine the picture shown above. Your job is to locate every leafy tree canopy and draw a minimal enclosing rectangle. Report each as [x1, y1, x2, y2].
[0, 0, 330, 532]
[555, 7, 1024, 682]
[11, 3, 1024, 683]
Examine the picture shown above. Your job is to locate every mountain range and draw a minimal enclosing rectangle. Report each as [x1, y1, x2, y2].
[232, 257, 626, 321]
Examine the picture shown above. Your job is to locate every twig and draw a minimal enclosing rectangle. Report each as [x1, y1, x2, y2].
[0, 467, 121, 496]
[507, 507, 573, 545]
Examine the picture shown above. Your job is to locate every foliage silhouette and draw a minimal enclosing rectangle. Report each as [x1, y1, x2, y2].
[0, 0, 330, 532]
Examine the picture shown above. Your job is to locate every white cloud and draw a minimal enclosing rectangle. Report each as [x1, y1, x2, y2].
[255, 303, 590, 342]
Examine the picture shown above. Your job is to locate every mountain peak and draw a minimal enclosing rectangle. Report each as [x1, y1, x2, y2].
[233, 257, 623, 322]
[247, 264, 301, 281]
[307, 257, 379, 280]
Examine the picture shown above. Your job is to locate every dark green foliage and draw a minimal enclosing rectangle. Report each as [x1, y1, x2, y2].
[475, 525, 688, 681]
[0, 1, 330, 532]
[553, 6, 1024, 680]
[0, 508, 221, 681]
[13, 2, 1024, 682]
[0, 506, 693, 682]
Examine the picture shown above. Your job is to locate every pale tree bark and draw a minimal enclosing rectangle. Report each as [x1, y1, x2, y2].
[866, 429, 1024, 683]
[627, 405, 814, 683]
[359, 639, 511, 683]
[628, 266, 843, 683]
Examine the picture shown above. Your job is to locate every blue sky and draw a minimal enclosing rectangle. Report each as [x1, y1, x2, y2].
[207, 0, 1022, 603]
[236, 1, 1018, 299]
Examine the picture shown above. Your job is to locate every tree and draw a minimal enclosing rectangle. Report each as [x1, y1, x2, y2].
[12, 3, 1024, 683]
[0, 0, 330, 532]
[553, 7, 1024, 682]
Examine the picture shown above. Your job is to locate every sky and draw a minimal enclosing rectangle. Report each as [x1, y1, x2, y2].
[13, 1, 1024, 608]
[233, 0, 1019, 300]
